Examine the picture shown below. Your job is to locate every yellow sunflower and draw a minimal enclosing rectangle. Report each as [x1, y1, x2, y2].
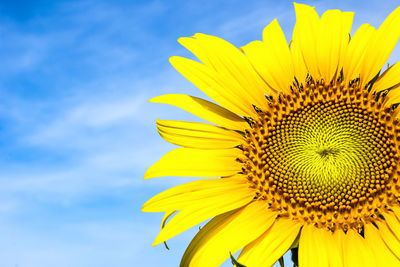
[142, 3, 400, 267]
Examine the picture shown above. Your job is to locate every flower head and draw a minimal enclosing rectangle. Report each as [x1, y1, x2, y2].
[143, 3, 400, 266]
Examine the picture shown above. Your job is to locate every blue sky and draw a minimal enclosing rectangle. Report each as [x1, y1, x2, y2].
[0, 0, 399, 266]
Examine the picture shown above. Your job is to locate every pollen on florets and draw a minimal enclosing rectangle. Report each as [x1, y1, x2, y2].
[241, 79, 400, 232]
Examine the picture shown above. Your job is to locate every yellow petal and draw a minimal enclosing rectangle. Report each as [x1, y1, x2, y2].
[180, 201, 276, 267]
[290, 39, 308, 84]
[142, 177, 251, 212]
[156, 120, 243, 149]
[144, 147, 241, 179]
[152, 186, 254, 246]
[241, 19, 294, 94]
[360, 6, 400, 87]
[376, 219, 400, 258]
[373, 62, 400, 93]
[384, 211, 400, 238]
[343, 229, 378, 267]
[176, 33, 272, 113]
[149, 94, 248, 131]
[317, 9, 353, 82]
[292, 3, 320, 80]
[331, 230, 345, 267]
[343, 24, 376, 84]
[364, 223, 400, 265]
[170, 56, 257, 117]
[336, 11, 354, 76]
[391, 206, 400, 221]
[299, 224, 330, 267]
[299, 229, 344, 267]
[308, 227, 344, 267]
[237, 218, 301, 266]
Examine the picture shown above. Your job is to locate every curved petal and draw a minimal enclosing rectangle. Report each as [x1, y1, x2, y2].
[384, 212, 400, 248]
[180, 201, 276, 267]
[149, 94, 248, 131]
[376, 219, 400, 257]
[142, 177, 251, 212]
[360, 6, 400, 87]
[242, 19, 294, 94]
[299, 227, 344, 267]
[156, 120, 244, 149]
[290, 39, 308, 84]
[372, 62, 400, 92]
[316, 10, 353, 82]
[170, 56, 258, 117]
[384, 211, 400, 239]
[364, 223, 400, 265]
[331, 230, 345, 267]
[391, 206, 400, 221]
[179, 34, 273, 102]
[292, 3, 320, 80]
[175, 33, 272, 113]
[237, 217, 301, 266]
[299, 224, 330, 267]
[343, 229, 378, 267]
[343, 24, 376, 84]
[144, 147, 241, 179]
[152, 188, 254, 246]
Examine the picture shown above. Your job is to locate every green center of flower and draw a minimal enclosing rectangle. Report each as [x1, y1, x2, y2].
[266, 100, 393, 207]
[242, 80, 400, 231]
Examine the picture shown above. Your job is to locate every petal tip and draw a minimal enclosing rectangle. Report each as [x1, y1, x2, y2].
[143, 168, 154, 179]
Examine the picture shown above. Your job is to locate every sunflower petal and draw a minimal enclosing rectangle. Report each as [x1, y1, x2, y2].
[156, 120, 243, 149]
[152, 187, 254, 246]
[175, 33, 272, 113]
[299, 224, 330, 267]
[142, 177, 252, 212]
[343, 24, 376, 84]
[241, 19, 294, 94]
[316, 10, 353, 82]
[144, 147, 241, 179]
[187, 33, 273, 106]
[336, 12, 354, 75]
[391, 206, 400, 221]
[376, 219, 400, 258]
[292, 3, 320, 80]
[384, 212, 400, 238]
[313, 228, 343, 267]
[343, 229, 378, 267]
[180, 201, 276, 267]
[372, 62, 400, 93]
[360, 6, 400, 87]
[331, 230, 345, 267]
[170, 56, 257, 116]
[149, 94, 248, 131]
[237, 218, 301, 266]
[364, 223, 400, 264]
[290, 39, 308, 84]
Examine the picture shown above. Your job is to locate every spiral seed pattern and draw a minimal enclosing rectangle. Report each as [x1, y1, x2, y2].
[241, 80, 400, 231]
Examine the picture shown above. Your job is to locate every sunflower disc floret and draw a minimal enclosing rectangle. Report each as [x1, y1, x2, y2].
[242, 79, 400, 232]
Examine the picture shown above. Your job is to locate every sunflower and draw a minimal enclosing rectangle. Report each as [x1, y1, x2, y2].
[142, 3, 400, 267]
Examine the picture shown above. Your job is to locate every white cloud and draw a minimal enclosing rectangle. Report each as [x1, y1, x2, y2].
[26, 93, 147, 145]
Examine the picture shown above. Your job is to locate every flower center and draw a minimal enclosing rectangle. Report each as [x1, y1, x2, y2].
[241, 80, 400, 231]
